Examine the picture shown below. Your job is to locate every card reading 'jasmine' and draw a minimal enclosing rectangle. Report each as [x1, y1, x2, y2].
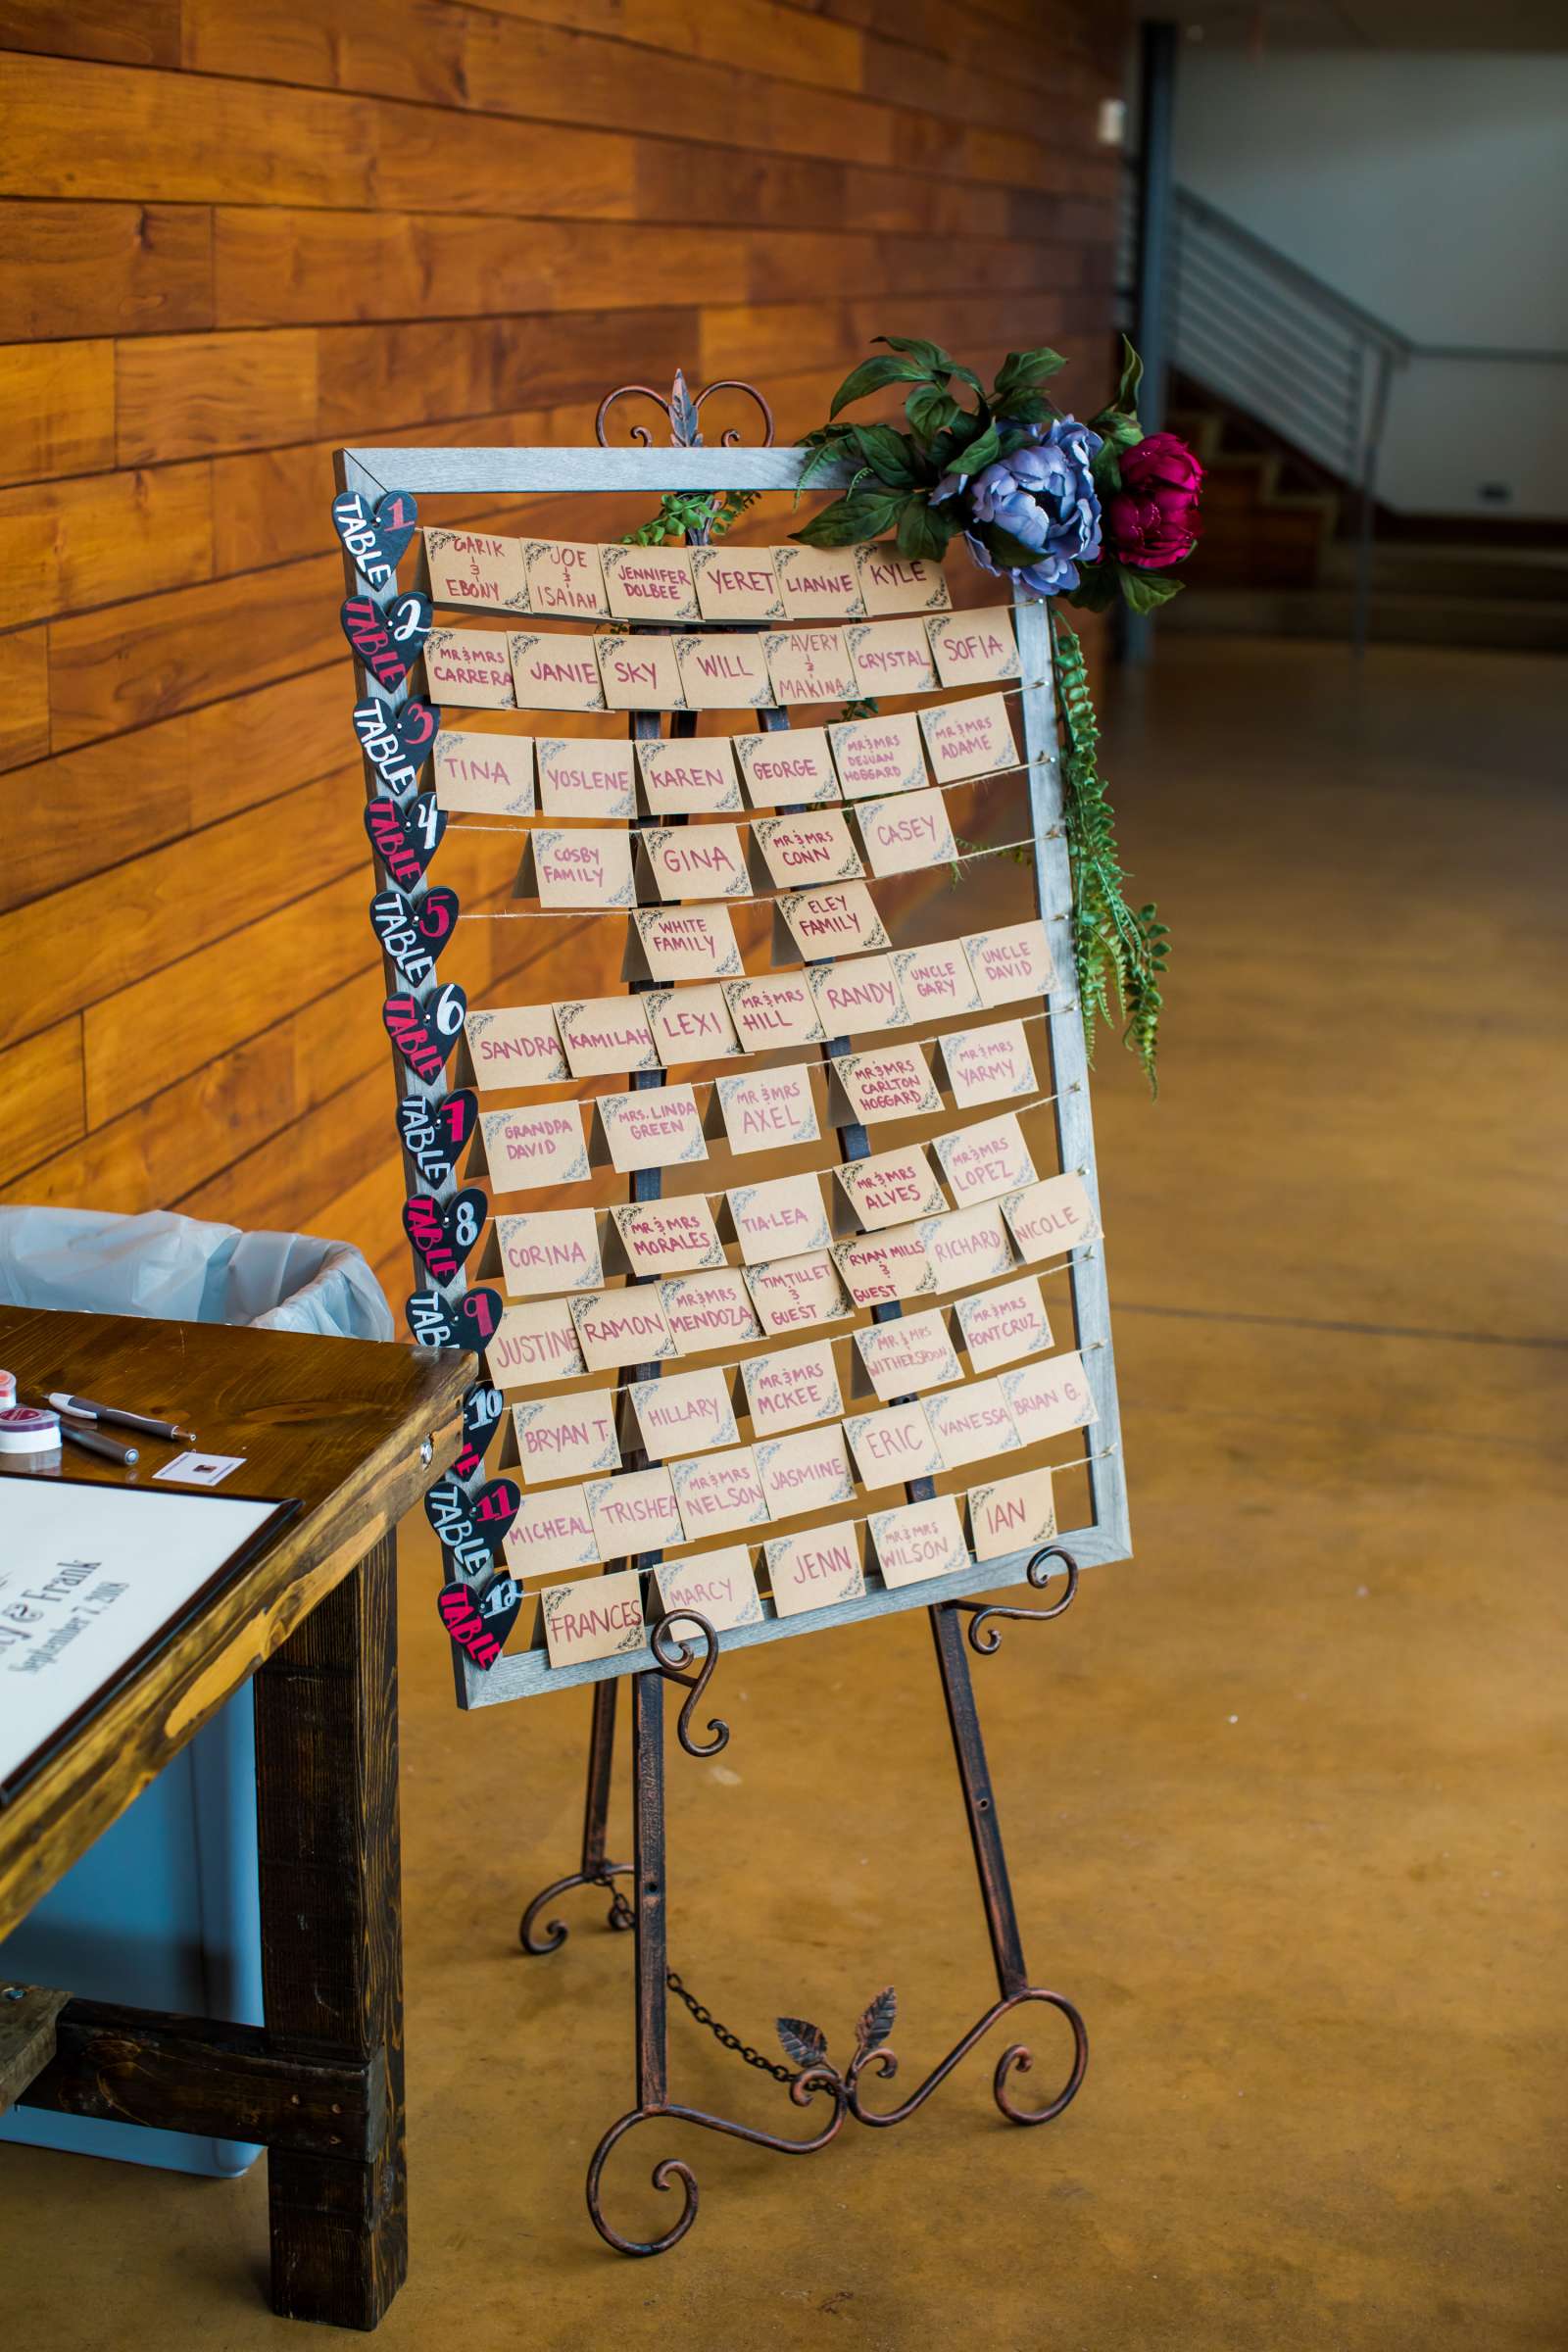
[755, 1424, 856, 1520]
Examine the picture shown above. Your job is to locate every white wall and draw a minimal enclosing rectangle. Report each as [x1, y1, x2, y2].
[1170, 53, 1568, 517]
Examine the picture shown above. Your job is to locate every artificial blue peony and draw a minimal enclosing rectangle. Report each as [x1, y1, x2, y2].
[935, 416, 1104, 594]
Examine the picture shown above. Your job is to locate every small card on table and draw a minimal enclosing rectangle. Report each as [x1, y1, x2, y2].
[656, 1549, 763, 1634]
[926, 605, 1020, 688]
[509, 630, 608, 711]
[740, 1339, 842, 1437]
[919, 691, 1016, 782]
[715, 1065, 818, 1154]
[535, 736, 636, 820]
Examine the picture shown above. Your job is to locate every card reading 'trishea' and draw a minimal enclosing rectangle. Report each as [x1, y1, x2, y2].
[585, 1466, 683, 1558]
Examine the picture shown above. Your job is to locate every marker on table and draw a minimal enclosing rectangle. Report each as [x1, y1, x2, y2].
[47, 1393, 193, 1444]
[58, 1414, 139, 1467]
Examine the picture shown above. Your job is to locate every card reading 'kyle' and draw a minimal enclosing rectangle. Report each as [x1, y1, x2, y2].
[597, 1085, 707, 1174]
[855, 786, 957, 878]
[424, 529, 527, 612]
[715, 1065, 819, 1154]
[870, 1493, 968, 1591]
[999, 1349, 1097, 1446]
[670, 1446, 770, 1542]
[674, 633, 773, 710]
[596, 634, 684, 711]
[657, 1550, 764, 1634]
[480, 1103, 589, 1193]
[535, 737, 636, 820]
[509, 630, 608, 711]
[722, 970, 824, 1052]
[847, 617, 940, 698]
[771, 547, 866, 622]
[727, 1173, 831, 1267]
[828, 710, 926, 800]
[733, 726, 839, 808]
[524, 539, 610, 619]
[852, 545, 952, 615]
[919, 691, 1016, 783]
[1000, 1170, 1100, 1263]
[926, 605, 1020, 688]
[854, 1309, 963, 1402]
[751, 808, 862, 890]
[631, 1366, 739, 1460]
[963, 919, 1058, 1009]
[745, 1248, 852, 1337]
[556, 995, 660, 1077]
[635, 737, 743, 814]
[585, 1468, 682, 1558]
[504, 1484, 597, 1580]
[531, 826, 635, 909]
[833, 1224, 935, 1308]
[969, 1467, 1056, 1563]
[433, 730, 535, 816]
[834, 1145, 946, 1232]
[776, 882, 890, 960]
[541, 1567, 646, 1666]
[485, 1297, 585, 1392]
[932, 1110, 1037, 1205]
[466, 1002, 571, 1089]
[892, 939, 983, 1022]
[940, 1019, 1035, 1107]
[755, 1424, 856, 1521]
[660, 1266, 762, 1355]
[740, 1339, 842, 1437]
[844, 1399, 943, 1487]
[644, 982, 741, 1063]
[640, 823, 750, 901]
[497, 1208, 603, 1298]
[612, 1197, 725, 1277]
[761, 628, 858, 707]
[569, 1287, 679, 1373]
[924, 1377, 1020, 1471]
[765, 1521, 865, 1616]
[690, 545, 785, 623]
[632, 906, 744, 982]
[425, 629, 517, 708]
[808, 954, 907, 1039]
[834, 1042, 943, 1126]
[954, 1275, 1053, 1374]
[601, 543, 699, 623]
[512, 1391, 620, 1485]
[921, 1201, 1017, 1291]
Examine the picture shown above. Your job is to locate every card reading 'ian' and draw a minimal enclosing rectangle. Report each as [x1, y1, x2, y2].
[968, 1467, 1056, 1562]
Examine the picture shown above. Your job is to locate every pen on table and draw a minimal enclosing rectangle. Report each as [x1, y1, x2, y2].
[57, 1414, 139, 1467]
[46, 1393, 192, 1444]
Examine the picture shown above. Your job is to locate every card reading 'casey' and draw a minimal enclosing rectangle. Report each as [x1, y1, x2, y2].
[855, 786, 956, 878]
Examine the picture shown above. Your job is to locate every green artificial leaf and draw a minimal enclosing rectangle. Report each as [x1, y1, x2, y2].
[906, 383, 963, 447]
[1090, 442, 1123, 494]
[946, 419, 1003, 477]
[1000, 391, 1054, 426]
[792, 427, 857, 504]
[1114, 335, 1144, 413]
[1091, 408, 1144, 457]
[993, 346, 1066, 404]
[878, 335, 984, 403]
[829, 354, 933, 418]
[845, 421, 921, 488]
[791, 487, 906, 548]
[895, 497, 956, 561]
[1062, 563, 1120, 613]
[1119, 567, 1185, 614]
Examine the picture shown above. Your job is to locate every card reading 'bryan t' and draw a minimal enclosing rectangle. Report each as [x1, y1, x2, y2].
[511, 1391, 620, 1485]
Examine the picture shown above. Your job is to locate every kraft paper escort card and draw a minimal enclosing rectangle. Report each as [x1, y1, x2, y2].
[466, 1003, 571, 1089]
[485, 1297, 586, 1390]
[541, 1567, 647, 1666]
[530, 825, 635, 908]
[969, 1466, 1056, 1562]
[601, 542, 699, 623]
[745, 1248, 852, 1336]
[630, 1366, 739, 1459]
[556, 994, 660, 1076]
[940, 1019, 1035, 1107]
[999, 1350, 1097, 1446]
[635, 737, 743, 814]
[755, 1424, 856, 1520]
[503, 1484, 597, 1580]
[926, 605, 1021, 688]
[425, 628, 517, 708]
[657, 1550, 763, 1634]
[963, 919, 1058, 1008]
[892, 939, 983, 1022]
[433, 729, 536, 815]
[612, 1196, 725, 1276]
[833, 1224, 935, 1307]
[740, 1339, 842, 1436]
[639, 823, 750, 901]
[854, 1309, 963, 1402]
[631, 905, 744, 984]
[715, 1065, 819, 1154]
[524, 538, 610, 619]
[660, 1266, 761, 1354]
[509, 630, 608, 711]
[847, 617, 941, 697]
[424, 529, 527, 612]
[833, 1145, 946, 1232]
[536, 737, 636, 819]
[776, 882, 890, 960]
[808, 954, 908, 1038]
[855, 786, 957, 878]
[597, 1085, 708, 1174]
[569, 1287, 679, 1372]
[932, 1110, 1037, 1205]
[828, 710, 926, 800]
[765, 1522, 865, 1616]
[597, 633, 684, 711]
[670, 1446, 770, 1541]
[919, 692, 1017, 783]
[690, 546, 785, 623]
[925, 1378, 1021, 1471]
[481, 1103, 589, 1193]
[833, 1041, 943, 1124]
[761, 627, 858, 706]
[771, 546, 866, 621]
[586, 1466, 683, 1558]
[954, 1275, 1053, 1373]
[722, 970, 824, 1052]
[727, 1172, 831, 1266]
[750, 809, 862, 890]
[921, 1200, 1018, 1290]
[512, 1391, 621, 1484]
[844, 1399, 943, 1487]
[852, 544, 952, 615]
[870, 1494, 968, 1590]
[497, 1208, 603, 1297]
[674, 633, 773, 710]
[644, 982, 741, 1062]
[733, 725, 839, 807]
[1000, 1170, 1100, 1261]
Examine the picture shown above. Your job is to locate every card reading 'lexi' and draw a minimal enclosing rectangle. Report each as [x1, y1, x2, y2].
[541, 1566, 645, 1666]
[828, 710, 926, 800]
[486, 1296, 587, 1391]
[855, 786, 956, 878]
[674, 633, 773, 710]
[999, 1349, 1097, 1446]
[924, 1377, 1020, 1471]
[480, 1103, 588, 1193]
[509, 630, 608, 711]
[657, 1549, 764, 1634]
[963, 919, 1058, 1008]
[776, 882, 890, 960]
[569, 1286, 679, 1372]
[751, 809, 862, 890]
[745, 1248, 852, 1337]
[847, 617, 940, 697]
[660, 1266, 761, 1355]
[733, 726, 839, 808]
[755, 1424, 856, 1521]
[497, 1208, 603, 1298]
[833, 1224, 934, 1308]
[597, 1084, 708, 1174]
[919, 691, 1016, 783]
[535, 737, 636, 820]
[740, 1339, 842, 1437]
[920, 1200, 1017, 1291]
[939, 1019, 1035, 1107]
[585, 1466, 683, 1558]
[1000, 1170, 1100, 1262]
[771, 547, 865, 622]
[643, 981, 741, 1063]
[808, 954, 907, 1038]
[715, 1065, 819, 1154]
[635, 737, 743, 814]
[630, 1366, 739, 1460]
[424, 529, 527, 612]
[852, 544, 952, 615]
[854, 1308, 963, 1402]
[844, 1399, 943, 1487]
[931, 1110, 1037, 1205]
[727, 1172, 830, 1266]
[504, 1484, 597, 1580]
[424, 629, 517, 708]
[690, 545, 785, 623]
[926, 604, 1020, 688]
[892, 939, 983, 1023]
[631, 905, 744, 983]
[639, 823, 750, 901]
[761, 628, 858, 706]
[612, 1196, 725, 1276]
[870, 1494, 968, 1590]
[670, 1446, 770, 1541]
[531, 826, 634, 909]
[512, 1391, 620, 1485]
[765, 1520, 864, 1616]
[834, 1145, 946, 1232]
[465, 1002, 571, 1089]
[555, 995, 660, 1077]
[601, 543, 699, 624]
[722, 970, 824, 1052]
[833, 1041, 943, 1126]
[954, 1274, 1053, 1373]
[596, 633, 684, 712]
[968, 1467, 1056, 1563]
[524, 538, 610, 619]
[433, 729, 535, 815]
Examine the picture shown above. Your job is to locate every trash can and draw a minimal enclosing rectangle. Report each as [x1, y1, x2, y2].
[0, 1206, 392, 2177]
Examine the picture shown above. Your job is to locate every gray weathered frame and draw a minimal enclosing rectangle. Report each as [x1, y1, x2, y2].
[339, 443, 1131, 1707]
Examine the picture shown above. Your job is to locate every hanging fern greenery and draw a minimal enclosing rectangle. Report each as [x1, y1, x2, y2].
[622, 489, 760, 547]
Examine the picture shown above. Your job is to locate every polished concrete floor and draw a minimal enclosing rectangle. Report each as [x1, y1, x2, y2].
[4, 637, 1565, 2349]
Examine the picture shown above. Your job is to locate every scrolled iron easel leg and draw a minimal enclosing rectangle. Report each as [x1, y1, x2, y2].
[518, 1677, 632, 1952]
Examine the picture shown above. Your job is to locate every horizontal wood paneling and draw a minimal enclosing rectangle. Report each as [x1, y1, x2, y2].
[0, 0, 1118, 1300]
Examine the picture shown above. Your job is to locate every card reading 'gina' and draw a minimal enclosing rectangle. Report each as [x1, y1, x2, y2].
[870, 1494, 968, 1590]
[433, 730, 535, 815]
[509, 630, 608, 711]
[740, 1339, 842, 1437]
[512, 1391, 621, 1484]
[497, 1208, 603, 1297]
[640, 823, 750, 902]
[630, 1366, 739, 1460]
[568, 1287, 679, 1372]
[597, 1084, 708, 1174]
[733, 726, 839, 808]
[535, 737, 636, 820]
[480, 1103, 589, 1192]
[765, 1521, 864, 1615]
[854, 1309, 963, 1402]
[715, 1065, 819, 1154]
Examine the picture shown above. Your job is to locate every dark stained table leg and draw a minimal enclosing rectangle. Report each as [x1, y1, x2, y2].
[253, 1532, 407, 2330]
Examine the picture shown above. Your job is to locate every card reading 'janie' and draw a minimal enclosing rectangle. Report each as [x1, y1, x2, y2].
[939, 1019, 1035, 1107]
[535, 737, 636, 820]
[828, 710, 926, 801]
[852, 544, 952, 615]
[740, 1338, 842, 1437]
[869, 1494, 968, 1590]
[597, 1084, 707, 1174]
[761, 628, 858, 707]
[433, 730, 535, 815]
[509, 630, 608, 711]
[630, 1366, 739, 1460]
[556, 995, 660, 1077]
[833, 1041, 943, 1126]
[854, 1309, 963, 1402]
[466, 1002, 570, 1089]
[931, 1110, 1037, 1206]
[919, 691, 1016, 783]
[715, 1065, 819, 1154]
[657, 1550, 764, 1633]
[926, 604, 1020, 688]
[733, 725, 839, 808]
[541, 1567, 646, 1666]
[635, 736, 743, 814]
[512, 1391, 621, 1485]
[674, 633, 773, 710]
[631, 905, 744, 983]
[612, 1196, 725, 1276]
[497, 1208, 603, 1297]
[669, 1446, 770, 1542]
[524, 539, 610, 619]
[776, 882, 890, 960]
[726, 1172, 830, 1266]
[954, 1274, 1053, 1374]
[750, 808, 862, 890]
[834, 1144, 946, 1232]
[721, 970, 824, 1053]
[424, 629, 517, 708]
[568, 1287, 679, 1372]
[690, 545, 785, 624]
[660, 1266, 761, 1355]
[480, 1103, 589, 1193]
[600, 543, 699, 624]
[765, 1520, 864, 1616]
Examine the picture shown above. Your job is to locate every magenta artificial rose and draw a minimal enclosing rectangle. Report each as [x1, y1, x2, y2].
[1102, 431, 1202, 569]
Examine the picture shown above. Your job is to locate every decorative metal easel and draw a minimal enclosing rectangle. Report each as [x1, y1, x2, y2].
[513, 372, 1091, 2257]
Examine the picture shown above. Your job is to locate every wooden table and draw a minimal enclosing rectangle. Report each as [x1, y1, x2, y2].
[0, 1303, 471, 2331]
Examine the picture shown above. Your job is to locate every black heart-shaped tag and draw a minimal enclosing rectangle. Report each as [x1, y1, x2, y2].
[403, 1187, 488, 1285]
[454, 1379, 506, 1480]
[369, 885, 460, 987]
[383, 984, 466, 1084]
[352, 693, 439, 792]
[340, 591, 431, 690]
[365, 793, 447, 888]
[407, 1284, 501, 1352]
[331, 488, 418, 591]
[437, 1569, 522, 1671]
[397, 1089, 475, 1187]
[425, 1471, 521, 1555]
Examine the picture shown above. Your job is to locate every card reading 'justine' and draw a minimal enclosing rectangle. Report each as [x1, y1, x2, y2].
[869, 1494, 968, 1590]
[568, 1287, 679, 1372]
[485, 1297, 586, 1391]
[597, 1084, 708, 1174]
[509, 630, 608, 711]
[497, 1209, 603, 1297]
[740, 1339, 842, 1437]
[733, 726, 839, 808]
[466, 1003, 571, 1089]
[432, 729, 535, 815]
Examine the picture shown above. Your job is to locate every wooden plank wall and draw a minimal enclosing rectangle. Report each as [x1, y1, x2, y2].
[0, 0, 1121, 1315]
